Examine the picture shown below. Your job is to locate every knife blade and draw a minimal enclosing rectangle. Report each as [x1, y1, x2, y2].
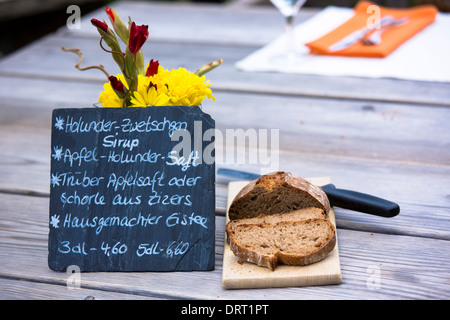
[328, 15, 395, 52]
[217, 168, 400, 218]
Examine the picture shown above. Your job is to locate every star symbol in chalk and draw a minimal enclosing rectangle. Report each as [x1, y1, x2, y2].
[52, 146, 63, 161]
[54, 117, 65, 131]
[50, 173, 61, 187]
[50, 214, 60, 228]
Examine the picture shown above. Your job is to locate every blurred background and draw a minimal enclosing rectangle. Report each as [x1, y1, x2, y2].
[1, 0, 449, 58]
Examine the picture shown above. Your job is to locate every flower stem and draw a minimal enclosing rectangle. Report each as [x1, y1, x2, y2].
[61, 46, 110, 78]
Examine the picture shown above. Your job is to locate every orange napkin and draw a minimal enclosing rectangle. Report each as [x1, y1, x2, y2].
[305, 1, 438, 58]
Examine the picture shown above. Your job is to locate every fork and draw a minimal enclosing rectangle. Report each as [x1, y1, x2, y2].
[362, 17, 409, 45]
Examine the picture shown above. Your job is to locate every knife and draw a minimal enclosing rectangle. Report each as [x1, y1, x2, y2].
[217, 168, 400, 218]
[328, 15, 395, 52]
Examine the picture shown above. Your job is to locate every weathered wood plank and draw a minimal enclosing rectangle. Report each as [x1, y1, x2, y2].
[0, 278, 157, 300]
[0, 78, 448, 167]
[0, 193, 448, 299]
[1, 33, 449, 107]
[60, 1, 293, 47]
[207, 92, 450, 166]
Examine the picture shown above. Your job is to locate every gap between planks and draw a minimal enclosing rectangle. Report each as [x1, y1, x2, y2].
[1, 69, 449, 109]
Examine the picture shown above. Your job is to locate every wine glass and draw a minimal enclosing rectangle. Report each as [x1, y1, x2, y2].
[269, 0, 307, 62]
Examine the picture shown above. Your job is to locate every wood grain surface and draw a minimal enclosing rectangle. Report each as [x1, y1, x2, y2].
[0, 1, 449, 300]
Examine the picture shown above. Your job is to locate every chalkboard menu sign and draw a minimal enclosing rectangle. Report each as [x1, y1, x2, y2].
[48, 106, 215, 272]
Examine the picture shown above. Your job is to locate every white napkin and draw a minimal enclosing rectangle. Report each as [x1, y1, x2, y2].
[236, 6, 450, 83]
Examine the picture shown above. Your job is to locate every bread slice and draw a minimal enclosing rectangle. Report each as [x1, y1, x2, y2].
[226, 218, 336, 271]
[226, 207, 325, 234]
[228, 171, 330, 221]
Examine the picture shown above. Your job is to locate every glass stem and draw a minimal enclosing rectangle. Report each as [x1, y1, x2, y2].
[285, 15, 295, 57]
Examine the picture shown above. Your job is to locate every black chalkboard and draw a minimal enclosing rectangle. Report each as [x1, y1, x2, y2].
[48, 106, 215, 272]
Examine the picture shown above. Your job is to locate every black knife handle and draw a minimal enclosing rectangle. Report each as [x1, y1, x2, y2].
[321, 184, 400, 217]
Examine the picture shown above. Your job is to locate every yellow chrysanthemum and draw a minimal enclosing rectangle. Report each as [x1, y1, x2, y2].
[161, 67, 215, 106]
[130, 84, 171, 107]
[98, 65, 215, 108]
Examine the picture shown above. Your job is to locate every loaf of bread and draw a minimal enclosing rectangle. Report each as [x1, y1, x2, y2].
[226, 171, 335, 271]
[226, 218, 336, 271]
[228, 171, 330, 221]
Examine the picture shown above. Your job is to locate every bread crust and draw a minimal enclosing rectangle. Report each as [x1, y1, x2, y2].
[228, 171, 330, 220]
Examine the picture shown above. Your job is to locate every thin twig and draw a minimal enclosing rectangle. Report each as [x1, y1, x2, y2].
[61, 46, 110, 78]
[97, 38, 131, 107]
[98, 38, 132, 81]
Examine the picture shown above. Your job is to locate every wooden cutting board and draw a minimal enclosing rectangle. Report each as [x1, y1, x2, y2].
[222, 177, 342, 289]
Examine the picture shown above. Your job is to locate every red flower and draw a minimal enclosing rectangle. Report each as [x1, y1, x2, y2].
[128, 22, 149, 55]
[147, 81, 158, 93]
[90, 19, 108, 33]
[108, 75, 125, 94]
[105, 7, 115, 23]
[145, 59, 159, 77]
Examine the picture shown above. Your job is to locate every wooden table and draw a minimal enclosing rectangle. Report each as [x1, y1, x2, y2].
[1, 1, 449, 300]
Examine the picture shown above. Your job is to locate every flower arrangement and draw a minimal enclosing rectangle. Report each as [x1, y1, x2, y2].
[63, 7, 223, 108]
